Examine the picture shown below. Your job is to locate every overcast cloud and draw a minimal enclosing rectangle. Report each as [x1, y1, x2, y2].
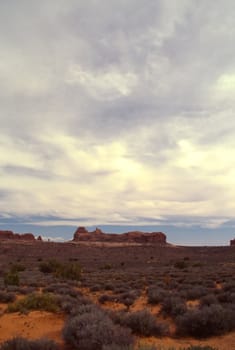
[1, 1, 235, 242]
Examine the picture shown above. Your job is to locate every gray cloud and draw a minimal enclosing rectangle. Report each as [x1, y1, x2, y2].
[0, 0, 235, 233]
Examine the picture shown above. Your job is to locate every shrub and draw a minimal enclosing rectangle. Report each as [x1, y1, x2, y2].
[184, 347, 218, 350]
[176, 304, 235, 338]
[135, 347, 157, 350]
[102, 346, 134, 350]
[7, 293, 59, 313]
[117, 291, 139, 307]
[4, 272, 19, 286]
[184, 286, 208, 300]
[99, 294, 115, 304]
[39, 260, 81, 281]
[160, 296, 187, 318]
[100, 263, 113, 270]
[0, 337, 59, 350]
[39, 259, 61, 274]
[55, 262, 82, 281]
[199, 294, 218, 307]
[217, 291, 235, 304]
[174, 260, 188, 269]
[147, 287, 165, 304]
[120, 310, 168, 337]
[63, 309, 134, 350]
[10, 264, 25, 273]
[59, 295, 92, 315]
[90, 284, 103, 292]
[18, 286, 37, 295]
[0, 291, 16, 303]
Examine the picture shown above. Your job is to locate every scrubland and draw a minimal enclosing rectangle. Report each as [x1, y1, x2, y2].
[0, 241, 234, 350]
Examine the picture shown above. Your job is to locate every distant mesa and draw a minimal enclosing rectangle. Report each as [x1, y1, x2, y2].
[0, 230, 41, 241]
[230, 238, 235, 246]
[73, 226, 167, 244]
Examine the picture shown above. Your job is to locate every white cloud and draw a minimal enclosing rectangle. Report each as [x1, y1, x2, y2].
[66, 65, 137, 100]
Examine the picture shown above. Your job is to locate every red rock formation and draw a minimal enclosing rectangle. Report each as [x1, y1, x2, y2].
[230, 239, 235, 246]
[20, 233, 35, 240]
[0, 230, 35, 241]
[73, 227, 166, 244]
[0, 230, 15, 239]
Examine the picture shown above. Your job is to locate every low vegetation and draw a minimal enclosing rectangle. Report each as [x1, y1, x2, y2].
[39, 259, 82, 281]
[0, 337, 59, 350]
[7, 293, 59, 313]
[0, 242, 234, 350]
[63, 305, 134, 350]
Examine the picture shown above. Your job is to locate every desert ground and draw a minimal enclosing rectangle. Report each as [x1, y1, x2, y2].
[0, 240, 234, 350]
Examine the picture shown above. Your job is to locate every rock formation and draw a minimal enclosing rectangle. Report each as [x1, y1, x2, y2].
[73, 227, 167, 244]
[230, 238, 235, 246]
[0, 230, 35, 241]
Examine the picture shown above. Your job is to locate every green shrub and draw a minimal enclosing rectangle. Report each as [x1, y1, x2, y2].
[4, 272, 19, 286]
[10, 264, 26, 273]
[39, 259, 81, 281]
[55, 262, 82, 281]
[7, 293, 59, 313]
[39, 259, 61, 274]
[174, 260, 188, 269]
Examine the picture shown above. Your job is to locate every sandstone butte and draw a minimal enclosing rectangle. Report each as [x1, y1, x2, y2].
[0, 228, 167, 244]
[73, 226, 167, 244]
[0, 230, 36, 241]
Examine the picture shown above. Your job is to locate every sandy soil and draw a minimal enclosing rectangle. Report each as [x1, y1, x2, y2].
[137, 332, 235, 350]
[0, 291, 234, 350]
[0, 311, 64, 344]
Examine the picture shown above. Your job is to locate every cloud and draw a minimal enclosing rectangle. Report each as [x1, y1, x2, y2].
[66, 64, 138, 100]
[0, 0, 235, 236]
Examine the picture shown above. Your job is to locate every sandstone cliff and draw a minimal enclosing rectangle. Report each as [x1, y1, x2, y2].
[73, 227, 166, 244]
[0, 230, 35, 241]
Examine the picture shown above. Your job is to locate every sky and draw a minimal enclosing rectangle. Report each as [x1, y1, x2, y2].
[0, 0, 235, 245]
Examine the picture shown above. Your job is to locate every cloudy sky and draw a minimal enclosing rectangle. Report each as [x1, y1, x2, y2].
[1, 0, 235, 245]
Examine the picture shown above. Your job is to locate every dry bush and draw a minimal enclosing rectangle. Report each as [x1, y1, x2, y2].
[117, 310, 168, 337]
[160, 295, 187, 318]
[63, 308, 134, 350]
[176, 304, 235, 338]
[0, 337, 59, 350]
[0, 291, 16, 303]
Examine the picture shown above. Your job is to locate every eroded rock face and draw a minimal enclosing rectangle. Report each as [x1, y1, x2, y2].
[0, 230, 14, 239]
[230, 239, 235, 246]
[73, 227, 167, 244]
[0, 230, 35, 241]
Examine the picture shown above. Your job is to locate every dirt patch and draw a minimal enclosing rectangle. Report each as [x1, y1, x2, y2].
[186, 299, 200, 309]
[0, 311, 64, 344]
[137, 331, 235, 350]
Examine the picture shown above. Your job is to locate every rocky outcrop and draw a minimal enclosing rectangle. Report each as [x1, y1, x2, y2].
[0, 230, 35, 241]
[230, 239, 235, 246]
[73, 227, 167, 244]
